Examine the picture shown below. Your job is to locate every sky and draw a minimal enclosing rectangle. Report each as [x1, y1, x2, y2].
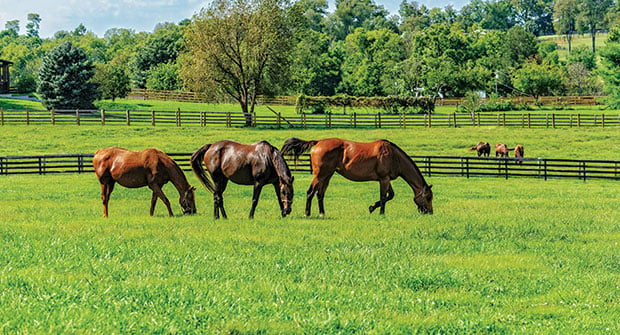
[0, 0, 469, 38]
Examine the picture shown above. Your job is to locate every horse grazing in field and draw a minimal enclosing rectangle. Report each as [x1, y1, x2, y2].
[471, 142, 490, 157]
[190, 140, 294, 219]
[513, 144, 524, 164]
[93, 147, 196, 217]
[281, 137, 433, 217]
[495, 143, 510, 158]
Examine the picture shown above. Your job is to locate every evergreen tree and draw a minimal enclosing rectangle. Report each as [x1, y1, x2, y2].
[37, 41, 98, 109]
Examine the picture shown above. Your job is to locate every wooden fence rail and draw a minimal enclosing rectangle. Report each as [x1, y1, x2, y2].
[128, 89, 604, 107]
[1, 109, 619, 128]
[1, 153, 617, 181]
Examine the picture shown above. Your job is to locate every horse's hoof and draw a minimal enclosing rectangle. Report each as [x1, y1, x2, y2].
[369, 205, 375, 213]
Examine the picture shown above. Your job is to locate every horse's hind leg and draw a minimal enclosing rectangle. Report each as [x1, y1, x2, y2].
[100, 180, 115, 218]
[213, 178, 228, 219]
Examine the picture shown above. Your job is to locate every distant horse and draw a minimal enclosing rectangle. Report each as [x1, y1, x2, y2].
[93, 147, 196, 217]
[513, 144, 524, 164]
[190, 140, 294, 219]
[495, 143, 510, 158]
[281, 137, 433, 217]
[471, 142, 490, 157]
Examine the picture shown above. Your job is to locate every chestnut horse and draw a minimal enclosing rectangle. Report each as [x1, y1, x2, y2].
[495, 143, 510, 158]
[93, 147, 196, 217]
[514, 144, 524, 164]
[190, 140, 294, 219]
[281, 137, 433, 217]
[471, 142, 490, 157]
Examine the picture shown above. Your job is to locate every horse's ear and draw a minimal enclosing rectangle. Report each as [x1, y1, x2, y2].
[428, 184, 433, 189]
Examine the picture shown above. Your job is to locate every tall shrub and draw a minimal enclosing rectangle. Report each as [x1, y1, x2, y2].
[37, 41, 98, 110]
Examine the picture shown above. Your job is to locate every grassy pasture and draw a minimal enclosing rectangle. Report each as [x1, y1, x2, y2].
[0, 172, 618, 333]
[0, 125, 618, 333]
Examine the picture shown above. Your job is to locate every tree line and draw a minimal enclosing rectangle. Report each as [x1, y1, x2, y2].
[2, 0, 620, 124]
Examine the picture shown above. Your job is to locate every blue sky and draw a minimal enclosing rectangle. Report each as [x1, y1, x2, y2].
[0, 0, 468, 38]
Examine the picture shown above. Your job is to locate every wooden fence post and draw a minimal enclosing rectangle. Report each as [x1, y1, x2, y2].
[0, 108, 3, 126]
[577, 114, 581, 127]
[26, 108, 30, 125]
[602, 114, 605, 128]
[226, 112, 231, 128]
[176, 108, 181, 127]
[76, 109, 81, 126]
[377, 112, 381, 128]
[302, 113, 307, 129]
[277, 112, 281, 129]
[353, 112, 357, 128]
[51, 109, 55, 125]
[528, 113, 531, 128]
[453, 112, 457, 128]
[100, 109, 106, 126]
[552, 113, 556, 128]
[126, 110, 130, 126]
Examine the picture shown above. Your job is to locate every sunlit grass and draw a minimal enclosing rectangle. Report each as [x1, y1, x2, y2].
[0, 173, 617, 333]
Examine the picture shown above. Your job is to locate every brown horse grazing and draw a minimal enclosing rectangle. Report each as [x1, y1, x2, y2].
[471, 142, 490, 157]
[93, 147, 197, 217]
[190, 140, 294, 219]
[495, 143, 510, 158]
[281, 137, 433, 217]
[513, 144, 524, 164]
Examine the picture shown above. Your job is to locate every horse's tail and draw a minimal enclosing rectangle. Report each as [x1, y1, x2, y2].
[190, 144, 216, 194]
[281, 137, 318, 159]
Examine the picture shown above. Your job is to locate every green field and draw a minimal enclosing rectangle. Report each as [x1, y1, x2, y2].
[0, 123, 618, 333]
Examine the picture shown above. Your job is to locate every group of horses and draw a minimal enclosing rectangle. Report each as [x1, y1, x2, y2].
[471, 142, 524, 164]
[93, 138, 434, 219]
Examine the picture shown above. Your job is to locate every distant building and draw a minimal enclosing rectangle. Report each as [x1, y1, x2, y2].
[0, 59, 13, 94]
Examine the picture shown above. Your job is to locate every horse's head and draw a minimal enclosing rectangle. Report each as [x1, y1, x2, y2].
[181, 186, 197, 214]
[414, 184, 433, 214]
[279, 177, 294, 217]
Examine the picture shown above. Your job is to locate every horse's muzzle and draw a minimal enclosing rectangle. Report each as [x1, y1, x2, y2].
[184, 208, 197, 215]
[282, 207, 292, 217]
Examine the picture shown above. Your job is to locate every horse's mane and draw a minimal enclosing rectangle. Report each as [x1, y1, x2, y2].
[385, 140, 428, 186]
[264, 142, 293, 184]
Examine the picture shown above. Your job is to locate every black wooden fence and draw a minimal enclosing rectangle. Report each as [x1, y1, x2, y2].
[1, 109, 618, 128]
[1, 153, 617, 181]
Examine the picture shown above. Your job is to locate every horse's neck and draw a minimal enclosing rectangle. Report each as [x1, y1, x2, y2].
[397, 152, 427, 193]
[168, 163, 190, 195]
[271, 151, 292, 183]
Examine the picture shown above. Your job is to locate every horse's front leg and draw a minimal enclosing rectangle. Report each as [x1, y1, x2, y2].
[149, 183, 173, 216]
[249, 183, 264, 219]
[369, 180, 393, 215]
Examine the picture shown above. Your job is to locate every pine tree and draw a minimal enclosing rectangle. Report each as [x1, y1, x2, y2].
[37, 41, 98, 110]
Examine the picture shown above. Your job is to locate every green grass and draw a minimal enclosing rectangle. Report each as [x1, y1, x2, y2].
[0, 123, 617, 333]
[0, 171, 618, 333]
[0, 125, 618, 160]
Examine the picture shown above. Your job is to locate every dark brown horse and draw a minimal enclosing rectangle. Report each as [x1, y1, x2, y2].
[495, 143, 510, 158]
[513, 144, 524, 164]
[471, 142, 490, 157]
[93, 147, 196, 217]
[190, 140, 294, 219]
[281, 137, 433, 217]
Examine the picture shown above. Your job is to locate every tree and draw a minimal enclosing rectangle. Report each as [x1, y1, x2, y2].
[130, 22, 183, 88]
[598, 28, 620, 107]
[290, 30, 342, 96]
[37, 41, 98, 109]
[93, 62, 131, 101]
[146, 61, 181, 90]
[512, 59, 564, 99]
[553, 0, 579, 53]
[338, 27, 404, 96]
[26, 13, 41, 38]
[181, 0, 295, 126]
[578, 0, 613, 52]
